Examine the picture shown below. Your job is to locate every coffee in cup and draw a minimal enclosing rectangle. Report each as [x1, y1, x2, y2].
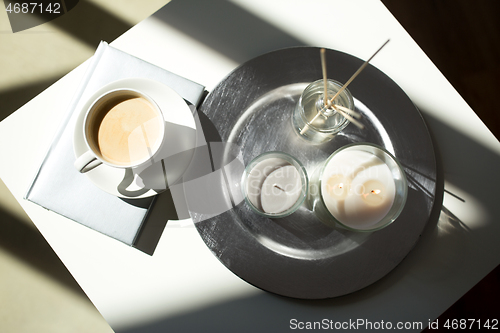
[74, 89, 165, 173]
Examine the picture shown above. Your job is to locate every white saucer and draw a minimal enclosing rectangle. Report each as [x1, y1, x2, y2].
[73, 78, 197, 199]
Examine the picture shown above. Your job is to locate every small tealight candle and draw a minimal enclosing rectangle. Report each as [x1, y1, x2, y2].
[312, 143, 407, 231]
[242, 152, 308, 218]
[245, 157, 290, 209]
[261, 165, 301, 214]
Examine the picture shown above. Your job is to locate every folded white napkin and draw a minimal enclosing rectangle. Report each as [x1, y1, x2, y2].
[25, 41, 205, 247]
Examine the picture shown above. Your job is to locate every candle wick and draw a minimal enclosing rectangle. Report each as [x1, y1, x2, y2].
[274, 185, 285, 192]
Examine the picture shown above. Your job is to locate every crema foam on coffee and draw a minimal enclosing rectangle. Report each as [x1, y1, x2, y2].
[89, 95, 162, 166]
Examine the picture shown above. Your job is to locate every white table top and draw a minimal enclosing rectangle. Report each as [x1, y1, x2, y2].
[1, 0, 500, 331]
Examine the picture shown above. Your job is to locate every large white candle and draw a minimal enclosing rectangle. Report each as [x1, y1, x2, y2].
[320, 149, 396, 229]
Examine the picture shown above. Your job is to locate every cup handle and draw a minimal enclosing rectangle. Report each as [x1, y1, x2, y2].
[74, 150, 102, 173]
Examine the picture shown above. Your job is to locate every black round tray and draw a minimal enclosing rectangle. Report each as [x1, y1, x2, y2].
[195, 47, 437, 299]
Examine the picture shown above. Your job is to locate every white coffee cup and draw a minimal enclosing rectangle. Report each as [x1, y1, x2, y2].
[74, 88, 166, 173]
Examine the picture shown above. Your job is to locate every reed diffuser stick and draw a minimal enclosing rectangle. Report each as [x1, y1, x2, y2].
[334, 104, 362, 119]
[320, 48, 328, 107]
[299, 48, 331, 135]
[301, 39, 389, 134]
[333, 107, 364, 129]
[327, 39, 390, 106]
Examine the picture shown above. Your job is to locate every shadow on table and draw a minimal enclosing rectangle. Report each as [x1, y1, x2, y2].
[43, 0, 132, 47]
[0, 76, 63, 123]
[0, 0, 143, 121]
[152, 0, 307, 64]
[118, 108, 500, 332]
[0, 208, 89, 295]
[129, 0, 307, 255]
[130, 107, 221, 254]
